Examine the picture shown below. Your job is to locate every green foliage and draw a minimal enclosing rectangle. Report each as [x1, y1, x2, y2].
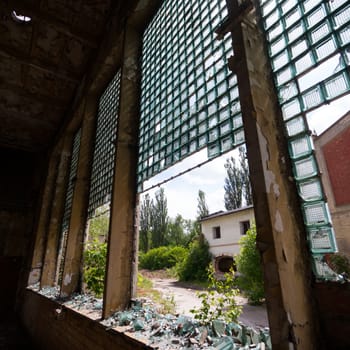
[139, 246, 188, 270]
[83, 240, 107, 297]
[328, 253, 350, 275]
[224, 145, 252, 210]
[235, 225, 265, 304]
[190, 265, 242, 324]
[151, 188, 169, 248]
[167, 214, 187, 246]
[177, 235, 212, 282]
[88, 210, 109, 240]
[197, 190, 209, 219]
[139, 194, 153, 252]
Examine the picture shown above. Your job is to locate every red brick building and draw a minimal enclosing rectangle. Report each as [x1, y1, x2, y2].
[314, 112, 350, 255]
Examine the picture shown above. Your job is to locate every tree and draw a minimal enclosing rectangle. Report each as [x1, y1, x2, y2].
[235, 225, 264, 304]
[151, 187, 169, 248]
[139, 194, 153, 252]
[238, 146, 253, 206]
[197, 189, 209, 219]
[224, 156, 243, 210]
[167, 214, 186, 246]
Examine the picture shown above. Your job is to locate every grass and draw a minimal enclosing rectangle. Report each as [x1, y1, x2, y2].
[136, 271, 176, 314]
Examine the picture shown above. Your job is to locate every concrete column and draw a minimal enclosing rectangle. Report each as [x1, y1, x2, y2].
[223, 3, 321, 349]
[41, 135, 73, 287]
[60, 97, 98, 297]
[28, 144, 61, 285]
[103, 26, 142, 318]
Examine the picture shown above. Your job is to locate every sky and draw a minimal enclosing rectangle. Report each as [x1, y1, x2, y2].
[141, 95, 349, 221]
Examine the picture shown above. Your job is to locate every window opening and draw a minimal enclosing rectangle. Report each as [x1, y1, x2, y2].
[240, 220, 250, 235]
[213, 226, 221, 239]
[257, 0, 350, 281]
[56, 128, 82, 286]
[83, 70, 121, 298]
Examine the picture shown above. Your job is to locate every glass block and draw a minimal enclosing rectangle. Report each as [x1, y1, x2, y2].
[303, 0, 322, 13]
[268, 21, 283, 41]
[273, 50, 289, 70]
[276, 66, 293, 85]
[334, 5, 350, 27]
[232, 114, 243, 129]
[302, 87, 323, 109]
[281, 0, 297, 15]
[315, 37, 336, 61]
[303, 202, 328, 226]
[308, 227, 336, 252]
[325, 72, 349, 98]
[289, 135, 312, 159]
[291, 39, 308, 59]
[294, 155, 317, 179]
[221, 135, 232, 151]
[295, 52, 314, 74]
[285, 6, 301, 28]
[281, 98, 301, 120]
[328, 0, 348, 12]
[220, 120, 231, 135]
[278, 81, 298, 102]
[285, 116, 306, 136]
[270, 36, 287, 56]
[262, 0, 276, 16]
[307, 5, 326, 28]
[209, 127, 219, 142]
[264, 9, 280, 29]
[234, 129, 245, 145]
[312, 254, 340, 280]
[208, 142, 220, 157]
[310, 22, 330, 44]
[339, 25, 350, 45]
[287, 21, 304, 43]
[298, 178, 323, 201]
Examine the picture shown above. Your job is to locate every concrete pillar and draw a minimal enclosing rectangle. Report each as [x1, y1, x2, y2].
[103, 26, 142, 318]
[60, 97, 98, 297]
[41, 136, 73, 287]
[223, 3, 321, 349]
[28, 145, 61, 285]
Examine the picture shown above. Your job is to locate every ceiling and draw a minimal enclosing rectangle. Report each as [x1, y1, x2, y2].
[0, 0, 130, 152]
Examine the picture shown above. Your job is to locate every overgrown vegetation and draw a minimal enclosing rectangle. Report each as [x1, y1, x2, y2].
[235, 225, 265, 305]
[83, 240, 107, 297]
[327, 253, 350, 276]
[177, 234, 212, 282]
[139, 246, 188, 270]
[190, 265, 242, 324]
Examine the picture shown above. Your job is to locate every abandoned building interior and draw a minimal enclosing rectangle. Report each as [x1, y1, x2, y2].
[1, 0, 350, 348]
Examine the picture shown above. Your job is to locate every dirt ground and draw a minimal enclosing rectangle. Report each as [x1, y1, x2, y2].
[144, 271, 269, 329]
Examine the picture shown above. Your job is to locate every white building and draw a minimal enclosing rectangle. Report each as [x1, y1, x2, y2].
[200, 206, 255, 273]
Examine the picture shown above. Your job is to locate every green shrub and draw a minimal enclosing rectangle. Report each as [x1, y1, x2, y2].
[190, 264, 242, 324]
[177, 234, 212, 282]
[328, 253, 350, 275]
[235, 225, 265, 304]
[83, 240, 107, 297]
[139, 246, 188, 270]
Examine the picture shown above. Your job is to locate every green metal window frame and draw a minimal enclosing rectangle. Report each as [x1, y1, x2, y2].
[137, 0, 244, 189]
[258, 0, 350, 280]
[87, 71, 121, 218]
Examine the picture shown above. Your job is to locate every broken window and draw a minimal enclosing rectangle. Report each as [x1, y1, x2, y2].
[257, 0, 350, 280]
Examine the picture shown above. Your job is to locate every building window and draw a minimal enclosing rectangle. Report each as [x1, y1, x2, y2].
[240, 220, 250, 235]
[213, 226, 221, 239]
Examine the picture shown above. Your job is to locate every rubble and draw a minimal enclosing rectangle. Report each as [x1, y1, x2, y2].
[28, 286, 271, 349]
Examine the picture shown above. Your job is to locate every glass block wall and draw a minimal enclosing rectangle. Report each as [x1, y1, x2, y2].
[57, 128, 82, 285]
[61, 128, 82, 232]
[258, 0, 350, 279]
[87, 71, 121, 218]
[137, 0, 244, 188]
